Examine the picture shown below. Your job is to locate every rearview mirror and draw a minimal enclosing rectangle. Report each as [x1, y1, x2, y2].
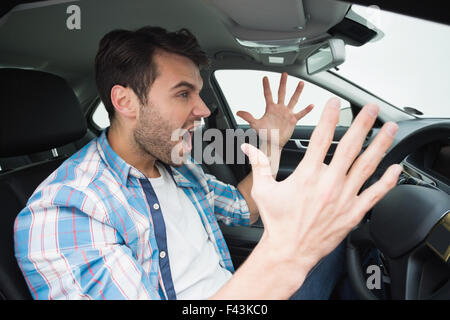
[306, 39, 345, 75]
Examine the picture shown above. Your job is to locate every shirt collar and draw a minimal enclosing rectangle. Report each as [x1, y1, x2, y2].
[97, 129, 198, 189]
[166, 163, 200, 189]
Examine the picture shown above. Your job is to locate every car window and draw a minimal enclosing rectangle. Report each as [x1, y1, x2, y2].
[214, 69, 352, 127]
[334, 5, 450, 118]
[92, 101, 110, 129]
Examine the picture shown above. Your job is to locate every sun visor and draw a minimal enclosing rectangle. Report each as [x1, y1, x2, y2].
[210, 0, 350, 44]
[212, 0, 307, 35]
[209, 0, 350, 66]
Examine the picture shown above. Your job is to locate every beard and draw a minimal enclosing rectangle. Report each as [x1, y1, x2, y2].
[133, 101, 189, 167]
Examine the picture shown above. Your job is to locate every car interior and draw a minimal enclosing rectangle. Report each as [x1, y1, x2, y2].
[0, 0, 449, 300]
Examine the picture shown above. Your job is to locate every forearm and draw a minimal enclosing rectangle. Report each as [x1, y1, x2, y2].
[237, 144, 282, 224]
[209, 237, 311, 300]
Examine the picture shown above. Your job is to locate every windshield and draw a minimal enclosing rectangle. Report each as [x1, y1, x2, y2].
[334, 5, 450, 118]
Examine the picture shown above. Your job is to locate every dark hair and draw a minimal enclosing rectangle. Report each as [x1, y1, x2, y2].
[94, 26, 209, 122]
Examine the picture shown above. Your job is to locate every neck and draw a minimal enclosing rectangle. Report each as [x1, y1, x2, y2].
[106, 123, 160, 178]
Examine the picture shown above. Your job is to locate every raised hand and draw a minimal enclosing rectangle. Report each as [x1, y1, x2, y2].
[241, 97, 401, 269]
[236, 72, 314, 148]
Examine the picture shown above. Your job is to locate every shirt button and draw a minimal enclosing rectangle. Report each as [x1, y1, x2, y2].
[159, 251, 166, 259]
[153, 203, 160, 210]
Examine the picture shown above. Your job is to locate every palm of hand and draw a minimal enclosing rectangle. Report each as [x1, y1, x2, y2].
[236, 72, 313, 147]
[241, 98, 401, 267]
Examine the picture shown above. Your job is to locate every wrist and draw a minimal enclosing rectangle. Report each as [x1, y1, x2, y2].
[258, 236, 317, 271]
[254, 236, 316, 296]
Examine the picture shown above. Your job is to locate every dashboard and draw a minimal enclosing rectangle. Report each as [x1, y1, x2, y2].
[404, 139, 450, 184]
[387, 118, 450, 195]
[362, 118, 450, 195]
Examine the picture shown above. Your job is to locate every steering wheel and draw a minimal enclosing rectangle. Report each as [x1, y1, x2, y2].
[346, 122, 450, 300]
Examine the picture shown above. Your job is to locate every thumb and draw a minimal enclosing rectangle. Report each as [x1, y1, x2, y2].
[236, 111, 256, 125]
[241, 143, 274, 185]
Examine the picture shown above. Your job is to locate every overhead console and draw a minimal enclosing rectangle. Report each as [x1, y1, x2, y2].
[209, 0, 381, 67]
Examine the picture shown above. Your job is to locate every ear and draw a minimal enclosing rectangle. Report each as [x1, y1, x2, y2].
[110, 85, 139, 120]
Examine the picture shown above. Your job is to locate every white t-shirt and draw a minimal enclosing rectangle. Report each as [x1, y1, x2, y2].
[148, 163, 232, 300]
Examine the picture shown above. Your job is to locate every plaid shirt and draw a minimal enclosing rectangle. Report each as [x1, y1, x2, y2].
[14, 130, 250, 300]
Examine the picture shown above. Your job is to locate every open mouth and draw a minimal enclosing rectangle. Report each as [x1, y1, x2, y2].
[181, 127, 194, 153]
[181, 123, 202, 153]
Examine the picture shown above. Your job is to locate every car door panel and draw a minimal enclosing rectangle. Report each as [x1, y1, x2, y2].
[277, 125, 349, 180]
[219, 223, 263, 269]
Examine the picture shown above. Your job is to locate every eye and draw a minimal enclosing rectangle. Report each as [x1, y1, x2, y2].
[179, 91, 189, 99]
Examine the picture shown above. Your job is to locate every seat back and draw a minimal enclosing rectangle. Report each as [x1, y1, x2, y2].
[0, 68, 87, 299]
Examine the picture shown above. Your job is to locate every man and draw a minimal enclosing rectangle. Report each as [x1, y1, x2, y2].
[14, 27, 400, 300]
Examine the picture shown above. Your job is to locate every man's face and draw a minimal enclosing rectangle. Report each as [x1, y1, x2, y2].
[133, 50, 210, 166]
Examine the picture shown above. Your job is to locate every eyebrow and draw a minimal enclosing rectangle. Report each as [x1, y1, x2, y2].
[171, 81, 197, 91]
[170, 81, 203, 91]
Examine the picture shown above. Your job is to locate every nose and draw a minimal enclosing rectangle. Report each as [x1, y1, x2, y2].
[192, 96, 211, 119]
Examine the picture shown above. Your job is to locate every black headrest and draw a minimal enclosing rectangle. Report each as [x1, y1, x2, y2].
[0, 68, 87, 157]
